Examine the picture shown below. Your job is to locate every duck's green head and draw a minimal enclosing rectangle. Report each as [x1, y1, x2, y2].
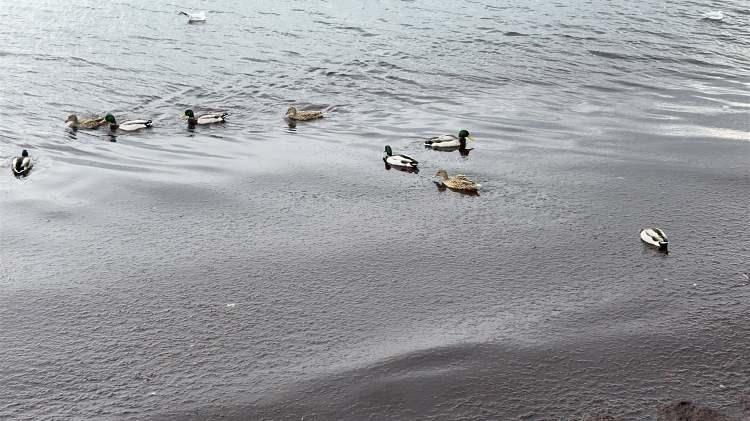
[459, 129, 474, 142]
[105, 114, 116, 124]
[184, 109, 195, 118]
[22, 149, 29, 157]
[384, 145, 393, 156]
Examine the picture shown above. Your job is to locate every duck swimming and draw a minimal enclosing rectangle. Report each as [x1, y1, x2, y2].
[179, 11, 207, 23]
[65, 114, 106, 130]
[702, 11, 724, 21]
[383, 145, 418, 170]
[183, 109, 228, 128]
[640, 228, 668, 253]
[286, 106, 323, 121]
[425, 129, 474, 150]
[105, 114, 152, 132]
[434, 169, 481, 192]
[11, 149, 32, 178]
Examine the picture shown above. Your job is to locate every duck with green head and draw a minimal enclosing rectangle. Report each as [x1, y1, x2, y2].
[383, 145, 418, 170]
[182, 109, 228, 129]
[105, 114, 152, 132]
[425, 129, 474, 150]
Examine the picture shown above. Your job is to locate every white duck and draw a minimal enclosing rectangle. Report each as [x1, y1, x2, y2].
[640, 228, 668, 253]
[179, 11, 207, 23]
[105, 114, 152, 132]
[425, 129, 474, 150]
[383, 145, 418, 169]
[702, 11, 724, 21]
[183, 109, 228, 128]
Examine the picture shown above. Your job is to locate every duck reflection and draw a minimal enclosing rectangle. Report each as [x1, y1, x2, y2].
[384, 161, 419, 174]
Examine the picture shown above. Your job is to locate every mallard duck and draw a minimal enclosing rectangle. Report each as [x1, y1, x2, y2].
[179, 11, 207, 23]
[104, 114, 152, 132]
[11, 149, 32, 178]
[286, 106, 323, 121]
[183, 109, 228, 128]
[65, 114, 106, 130]
[425, 129, 474, 150]
[383, 145, 418, 169]
[640, 228, 668, 253]
[435, 169, 481, 192]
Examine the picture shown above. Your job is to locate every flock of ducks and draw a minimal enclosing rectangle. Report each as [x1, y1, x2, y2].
[11, 106, 668, 252]
[383, 129, 481, 193]
[11, 3, 674, 250]
[13, 106, 484, 193]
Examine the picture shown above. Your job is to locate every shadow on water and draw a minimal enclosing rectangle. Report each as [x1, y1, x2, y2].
[383, 161, 419, 174]
[159, 329, 750, 420]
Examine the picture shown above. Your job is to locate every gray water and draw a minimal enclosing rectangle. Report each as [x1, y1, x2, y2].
[1, 0, 749, 420]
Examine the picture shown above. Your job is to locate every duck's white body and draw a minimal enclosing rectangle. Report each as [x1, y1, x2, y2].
[384, 154, 418, 168]
[425, 134, 462, 149]
[11, 156, 32, 177]
[195, 112, 227, 125]
[383, 146, 418, 169]
[640, 228, 668, 252]
[703, 11, 724, 21]
[180, 11, 206, 23]
[117, 119, 152, 132]
[425, 133, 475, 150]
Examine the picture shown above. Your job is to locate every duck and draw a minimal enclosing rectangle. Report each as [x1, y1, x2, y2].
[286, 106, 324, 121]
[435, 169, 481, 192]
[104, 114, 152, 132]
[65, 114, 106, 130]
[11, 149, 33, 178]
[640, 228, 668, 253]
[425, 129, 474, 150]
[383, 145, 418, 169]
[179, 11, 207, 23]
[183, 109, 228, 128]
[702, 11, 724, 21]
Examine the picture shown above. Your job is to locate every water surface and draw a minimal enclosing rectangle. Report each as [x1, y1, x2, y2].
[1, 0, 748, 419]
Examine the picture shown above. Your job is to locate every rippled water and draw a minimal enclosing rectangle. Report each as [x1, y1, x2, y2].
[1, 0, 749, 419]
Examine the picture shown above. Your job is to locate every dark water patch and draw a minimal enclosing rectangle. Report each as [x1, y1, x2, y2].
[161, 328, 750, 420]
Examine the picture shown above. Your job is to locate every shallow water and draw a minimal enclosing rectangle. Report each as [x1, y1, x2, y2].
[1, 0, 749, 420]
